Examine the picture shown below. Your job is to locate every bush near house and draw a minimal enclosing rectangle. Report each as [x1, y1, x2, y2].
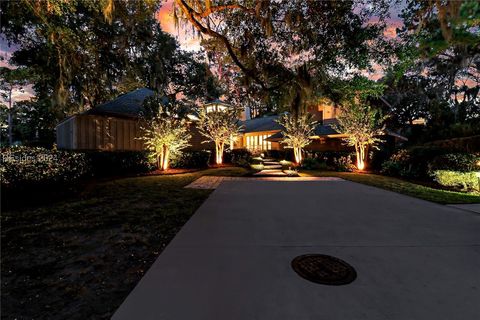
[432, 170, 479, 191]
[301, 157, 328, 170]
[171, 150, 211, 169]
[380, 146, 478, 179]
[1, 147, 158, 190]
[381, 146, 480, 193]
[87, 151, 155, 176]
[0, 146, 90, 189]
[428, 153, 480, 172]
[228, 148, 252, 167]
[302, 151, 356, 172]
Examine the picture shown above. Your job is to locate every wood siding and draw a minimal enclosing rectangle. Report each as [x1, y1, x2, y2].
[188, 124, 215, 151]
[56, 114, 144, 151]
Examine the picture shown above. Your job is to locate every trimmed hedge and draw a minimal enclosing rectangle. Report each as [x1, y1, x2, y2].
[432, 170, 479, 191]
[301, 157, 328, 170]
[381, 146, 479, 179]
[171, 150, 211, 169]
[229, 148, 252, 167]
[87, 151, 155, 177]
[1, 148, 158, 190]
[428, 153, 479, 172]
[1, 147, 90, 188]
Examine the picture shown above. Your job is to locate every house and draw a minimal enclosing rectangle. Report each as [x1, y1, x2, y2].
[56, 88, 213, 151]
[234, 103, 352, 153]
[56, 88, 405, 153]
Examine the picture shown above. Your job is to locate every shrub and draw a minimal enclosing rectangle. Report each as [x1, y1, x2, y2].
[333, 155, 356, 172]
[301, 157, 328, 170]
[250, 163, 264, 171]
[381, 147, 479, 180]
[429, 153, 480, 172]
[170, 150, 211, 169]
[432, 170, 479, 191]
[306, 151, 356, 171]
[0, 146, 90, 188]
[381, 149, 414, 177]
[87, 151, 155, 176]
[229, 148, 252, 167]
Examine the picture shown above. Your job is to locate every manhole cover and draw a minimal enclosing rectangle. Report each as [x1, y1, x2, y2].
[291, 254, 357, 285]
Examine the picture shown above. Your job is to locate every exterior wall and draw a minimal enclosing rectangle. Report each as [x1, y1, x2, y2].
[56, 116, 76, 149]
[187, 124, 215, 151]
[306, 101, 339, 125]
[56, 114, 144, 151]
[306, 137, 350, 152]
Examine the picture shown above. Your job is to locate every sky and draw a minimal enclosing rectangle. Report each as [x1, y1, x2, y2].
[1, 0, 405, 104]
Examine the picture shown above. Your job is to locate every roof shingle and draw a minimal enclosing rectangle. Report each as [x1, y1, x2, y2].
[85, 88, 156, 118]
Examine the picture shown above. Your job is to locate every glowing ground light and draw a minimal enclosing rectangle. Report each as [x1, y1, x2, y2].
[357, 162, 365, 170]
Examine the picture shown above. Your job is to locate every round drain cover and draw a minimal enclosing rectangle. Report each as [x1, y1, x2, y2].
[291, 254, 357, 285]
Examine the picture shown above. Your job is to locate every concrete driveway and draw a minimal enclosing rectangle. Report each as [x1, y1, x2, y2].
[113, 180, 480, 320]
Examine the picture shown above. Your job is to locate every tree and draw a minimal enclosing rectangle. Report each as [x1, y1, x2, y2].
[333, 103, 386, 170]
[388, 0, 480, 139]
[0, 67, 30, 145]
[276, 112, 317, 164]
[139, 96, 191, 170]
[1, 0, 221, 146]
[173, 0, 391, 115]
[196, 107, 241, 165]
[1, 0, 162, 111]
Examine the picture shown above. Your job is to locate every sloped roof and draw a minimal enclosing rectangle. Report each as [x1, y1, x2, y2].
[204, 99, 231, 106]
[85, 88, 157, 118]
[313, 125, 339, 136]
[241, 115, 283, 133]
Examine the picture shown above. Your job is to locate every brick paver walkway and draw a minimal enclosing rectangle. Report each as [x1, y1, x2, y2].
[185, 175, 344, 189]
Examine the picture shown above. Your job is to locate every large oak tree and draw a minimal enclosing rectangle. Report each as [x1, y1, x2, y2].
[173, 0, 391, 115]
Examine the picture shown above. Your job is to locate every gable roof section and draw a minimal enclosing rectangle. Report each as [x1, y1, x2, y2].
[204, 99, 231, 107]
[85, 88, 156, 118]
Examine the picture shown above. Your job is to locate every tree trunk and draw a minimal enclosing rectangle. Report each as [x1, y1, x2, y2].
[157, 154, 162, 170]
[8, 86, 13, 145]
[215, 141, 224, 165]
[294, 147, 302, 164]
[356, 143, 366, 170]
[162, 145, 170, 170]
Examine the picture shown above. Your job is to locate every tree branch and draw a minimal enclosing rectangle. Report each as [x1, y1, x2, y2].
[175, 0, 268, 89]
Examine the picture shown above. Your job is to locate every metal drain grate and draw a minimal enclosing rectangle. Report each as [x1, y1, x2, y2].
[291, 254, 357, 285]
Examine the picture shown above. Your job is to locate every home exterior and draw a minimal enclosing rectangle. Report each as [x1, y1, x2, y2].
[234, 103, 351, 153]
[56, 88, 405, 153]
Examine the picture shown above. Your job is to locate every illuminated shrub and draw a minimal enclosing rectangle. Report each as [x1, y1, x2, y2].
[432, 170, 478, 191]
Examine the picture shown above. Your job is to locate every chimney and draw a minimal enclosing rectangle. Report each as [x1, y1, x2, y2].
[240, 106, 251, 121]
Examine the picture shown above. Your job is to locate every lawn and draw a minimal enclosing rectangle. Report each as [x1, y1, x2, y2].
[1, 167, 248, 320]
[300, 170, 480, 204]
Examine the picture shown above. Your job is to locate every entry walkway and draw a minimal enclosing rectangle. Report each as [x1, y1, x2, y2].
[114, 180, 480, 320]
[185, 175, 343, 189]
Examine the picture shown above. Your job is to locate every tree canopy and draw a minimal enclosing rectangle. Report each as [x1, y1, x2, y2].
[0, 0, 221, 146]
[173, 0, 392, 114]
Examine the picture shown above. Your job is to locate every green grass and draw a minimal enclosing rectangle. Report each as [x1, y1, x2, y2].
[1, 167, 248, 319]
[300, 170, 480, 204]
